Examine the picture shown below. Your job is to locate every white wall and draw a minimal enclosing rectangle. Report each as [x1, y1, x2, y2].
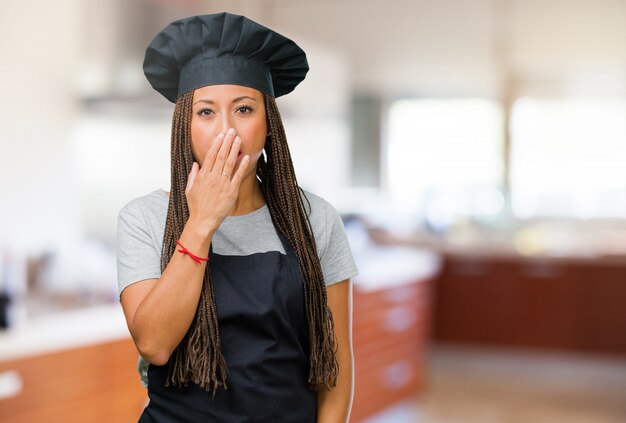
[271, 0, 499, 97]
[0, 0, 82, 253]
[197, 0, 626, 99]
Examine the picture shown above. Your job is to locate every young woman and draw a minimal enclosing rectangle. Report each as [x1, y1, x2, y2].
[116, 12, 358, 422]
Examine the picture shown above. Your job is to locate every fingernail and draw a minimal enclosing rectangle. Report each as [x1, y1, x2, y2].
[227, 128, 235, 135]
[217, 132, 224, 139]
[234, 137, 240, 144]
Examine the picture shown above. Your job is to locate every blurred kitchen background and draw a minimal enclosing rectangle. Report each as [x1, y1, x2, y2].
[1, 0, 625, 422]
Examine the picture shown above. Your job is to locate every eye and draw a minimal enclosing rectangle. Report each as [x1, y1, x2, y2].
[236, 105, 254, 114]
[197, 108, 213, 117]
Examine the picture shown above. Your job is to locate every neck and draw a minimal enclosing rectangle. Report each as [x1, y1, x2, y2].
[230, 173, 265, 216]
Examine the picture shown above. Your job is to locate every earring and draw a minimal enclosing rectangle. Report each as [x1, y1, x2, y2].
[266, 131, 272, 137]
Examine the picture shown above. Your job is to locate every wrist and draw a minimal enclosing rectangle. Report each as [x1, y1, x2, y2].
[184, 217, 216, 245]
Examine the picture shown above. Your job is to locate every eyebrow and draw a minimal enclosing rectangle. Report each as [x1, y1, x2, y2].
[193, 96, 258, 106]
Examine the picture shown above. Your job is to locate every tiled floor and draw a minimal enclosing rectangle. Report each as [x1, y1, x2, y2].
[363, 343, 626, 423]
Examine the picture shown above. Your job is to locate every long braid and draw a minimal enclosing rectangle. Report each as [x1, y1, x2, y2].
[159, 90, 339, 395]
[160, 90, 228, 397]
[261, 94, 339, 389]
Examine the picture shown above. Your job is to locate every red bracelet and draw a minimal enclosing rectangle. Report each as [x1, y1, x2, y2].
[176, 240, 209, 264]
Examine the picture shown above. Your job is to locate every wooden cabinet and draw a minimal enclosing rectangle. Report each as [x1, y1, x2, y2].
[0, 338, 147, 423]
[351, 279, 433, 422]
[433, 254, 626, 355]
[0, 277, 436, 423]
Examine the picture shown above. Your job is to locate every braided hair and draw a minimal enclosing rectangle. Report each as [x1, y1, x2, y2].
[160, 90, 339, 397]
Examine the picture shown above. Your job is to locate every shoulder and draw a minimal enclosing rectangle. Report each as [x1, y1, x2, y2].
[298, 188, 335, 226]
[118, 189, 168, 221]
[299, 188, 334, 215]
[297, 188, 343, 247]
[298, 188, 359, 285]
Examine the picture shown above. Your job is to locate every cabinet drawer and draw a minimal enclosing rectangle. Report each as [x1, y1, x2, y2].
[353, 345, 422, 421]
[354, 283, 421, 313]
[0, 339, 146, 422]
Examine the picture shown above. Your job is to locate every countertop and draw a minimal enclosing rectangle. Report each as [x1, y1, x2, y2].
[0, 303, 129, 362]
[0, 245, 441, 362]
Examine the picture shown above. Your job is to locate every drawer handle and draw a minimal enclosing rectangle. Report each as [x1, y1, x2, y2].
[0, 370, 23, 400]
[384, 286, 417, 303]
[382, 359, 414, 390]
[384, 306, 417, 332]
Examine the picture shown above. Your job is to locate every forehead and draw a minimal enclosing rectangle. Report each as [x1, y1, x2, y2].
[192, 84, 263, 102]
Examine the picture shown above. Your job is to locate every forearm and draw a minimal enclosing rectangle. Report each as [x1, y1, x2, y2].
[131, 218, 214, 365]
[316, 350, 354, 423]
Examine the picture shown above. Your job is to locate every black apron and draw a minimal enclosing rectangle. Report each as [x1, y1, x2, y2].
[139, 228, 316, 422]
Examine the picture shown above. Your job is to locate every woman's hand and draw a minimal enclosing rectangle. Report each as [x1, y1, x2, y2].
[185, 128, 250, 233]
[121, 131, 249, 365]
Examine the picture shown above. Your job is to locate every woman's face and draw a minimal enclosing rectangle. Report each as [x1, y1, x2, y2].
[190, 84, 267, 180]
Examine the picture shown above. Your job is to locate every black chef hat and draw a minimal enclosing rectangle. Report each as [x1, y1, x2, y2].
[143, 12, 309, 103]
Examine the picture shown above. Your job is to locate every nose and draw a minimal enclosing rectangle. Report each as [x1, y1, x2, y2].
[218, 113, 236, 135]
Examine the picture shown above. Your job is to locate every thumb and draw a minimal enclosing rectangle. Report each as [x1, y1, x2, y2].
[186, 162, 199, 193]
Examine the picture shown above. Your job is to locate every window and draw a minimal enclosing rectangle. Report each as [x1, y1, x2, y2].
[511, 97, 626, 219]
[386, 98, 504, 229]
